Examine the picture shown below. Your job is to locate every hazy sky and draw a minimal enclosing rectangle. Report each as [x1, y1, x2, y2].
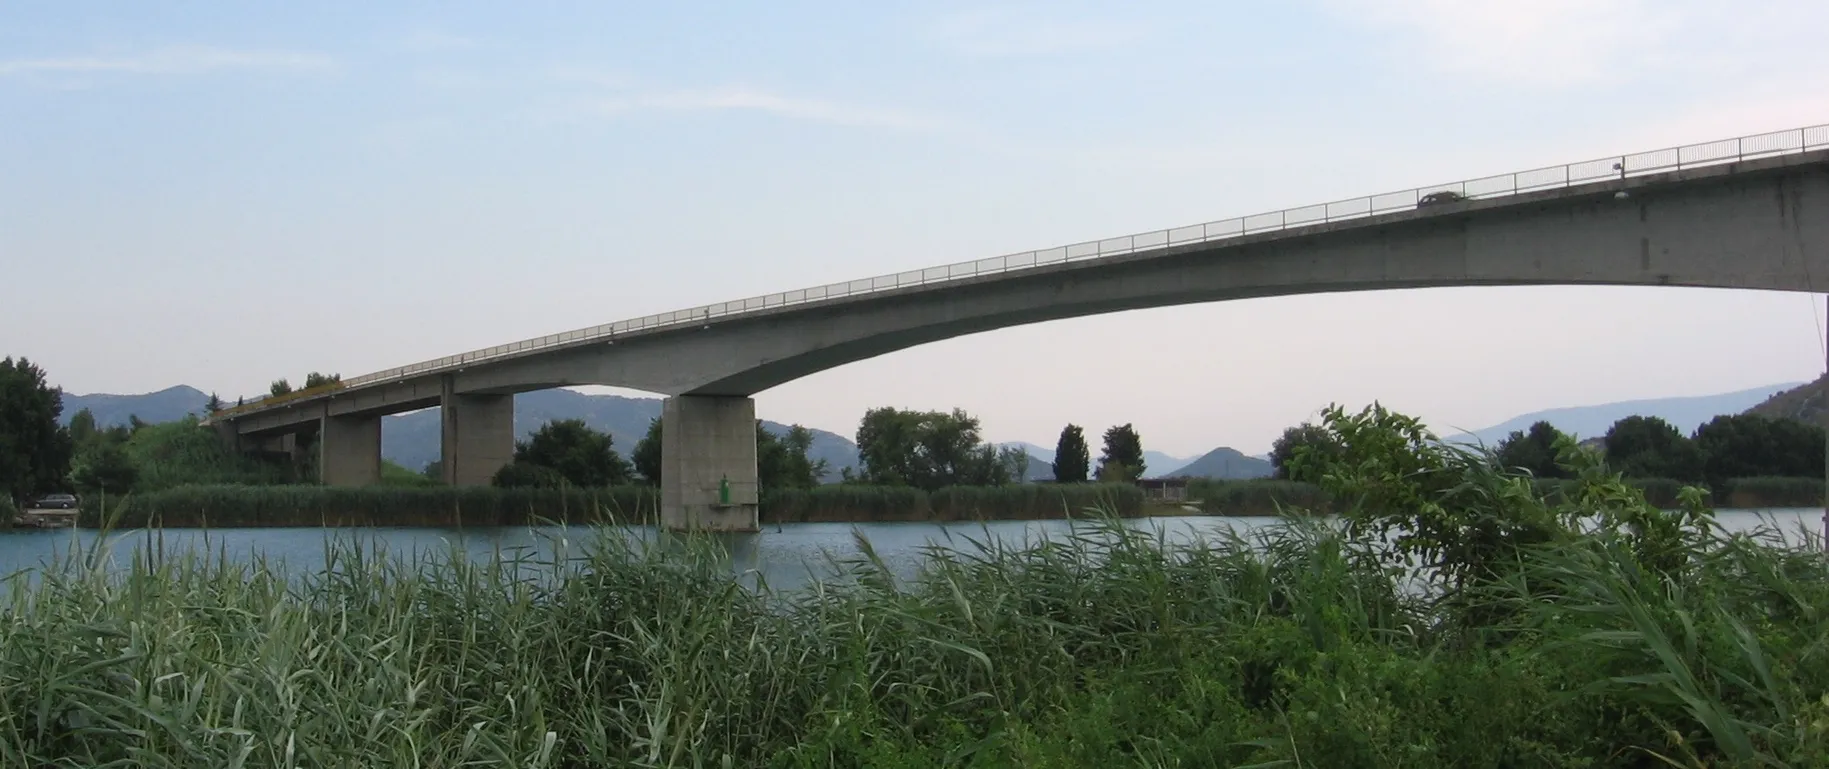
[5, 1, 1829, 456]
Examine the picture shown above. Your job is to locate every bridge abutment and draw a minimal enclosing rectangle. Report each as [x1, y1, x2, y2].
[319, 414, 381, 486]
[660, 395, 759, 532]
[441, 381, 514, 486]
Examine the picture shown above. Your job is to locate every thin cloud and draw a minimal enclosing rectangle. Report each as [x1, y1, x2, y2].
[928, 7, 1149, 56]
[401, 29, 478, 54]
[1317, 0, 1680, 86]
[599, 86, 955, 132]
[0, 45, 335, 77]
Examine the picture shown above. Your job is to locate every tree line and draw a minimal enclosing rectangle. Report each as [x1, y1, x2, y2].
[490, 417, 827, 492]
[1268, 411, 1825, 490]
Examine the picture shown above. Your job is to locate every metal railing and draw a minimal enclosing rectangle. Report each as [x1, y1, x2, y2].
[217, 123, 1829, 420]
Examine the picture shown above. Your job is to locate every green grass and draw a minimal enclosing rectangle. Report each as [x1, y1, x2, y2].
[4, 505, 1827, 766]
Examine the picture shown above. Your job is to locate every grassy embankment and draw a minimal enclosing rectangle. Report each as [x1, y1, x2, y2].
[7, 409, 1829, 765]
[75, 483, 1146, 528]
[1189, 476, 1826, 516]
[63, 476, 1821, 529]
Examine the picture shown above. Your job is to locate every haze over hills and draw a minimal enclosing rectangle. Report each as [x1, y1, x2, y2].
[995, 441, 1196, 481]
[1160, 448, 1275, 480]
[1439, 382, 1804, 447]
[54, 380, 1814, 483]
[1746, 373, 1829, 425]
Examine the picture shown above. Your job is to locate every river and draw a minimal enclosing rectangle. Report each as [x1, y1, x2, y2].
[3, 509, 1823, 594]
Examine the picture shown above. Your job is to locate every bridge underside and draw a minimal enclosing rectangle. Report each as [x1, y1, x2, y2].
[212, 150, 1829, 531]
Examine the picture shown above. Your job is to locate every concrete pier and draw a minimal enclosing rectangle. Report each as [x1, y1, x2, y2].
[441, 380, 514, 486]
[319, 414, 381, 486]
[660, 395, 759, 532]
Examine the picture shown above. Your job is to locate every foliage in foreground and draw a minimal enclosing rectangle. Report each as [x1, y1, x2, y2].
[6, 401, 1829, 766]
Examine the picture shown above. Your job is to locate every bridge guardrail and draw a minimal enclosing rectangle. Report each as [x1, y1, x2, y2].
[220, 124, 1829, 419]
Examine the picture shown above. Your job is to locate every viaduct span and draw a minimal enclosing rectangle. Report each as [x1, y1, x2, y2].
[204, 126, 1829, 531]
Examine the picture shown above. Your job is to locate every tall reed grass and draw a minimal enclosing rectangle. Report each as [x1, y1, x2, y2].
[4, 504, 1826, 766]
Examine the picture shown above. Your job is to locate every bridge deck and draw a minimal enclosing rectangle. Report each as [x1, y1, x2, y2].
[209, 124, 1829, 426]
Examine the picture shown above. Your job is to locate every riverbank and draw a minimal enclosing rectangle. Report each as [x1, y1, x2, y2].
[44, 477, 1825, 530]
[69, 483, 1148, 529]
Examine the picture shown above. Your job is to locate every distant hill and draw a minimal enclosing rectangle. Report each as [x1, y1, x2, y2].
[1441, 382, 1804, 446]
[1160, 447, 1274, 480]
[61, 385, 210, 427]
[59, 386, 861, 482]
[1745, 373, 1829, 425]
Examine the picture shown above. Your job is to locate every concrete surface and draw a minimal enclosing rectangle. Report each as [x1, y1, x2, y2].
[319, 414, 382, 486]
[660, 395, 760, 532]
[440, 377, 514, 487]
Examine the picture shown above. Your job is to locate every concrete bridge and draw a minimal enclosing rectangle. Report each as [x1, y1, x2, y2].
[206, 125, 1829, 531]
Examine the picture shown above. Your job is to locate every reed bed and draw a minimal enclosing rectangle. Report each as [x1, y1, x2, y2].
[3, 506, 1827, 766]
[1188, 478, 1334, 516]
[78, 484, 658, 528]
[763, 482, 1143, 522]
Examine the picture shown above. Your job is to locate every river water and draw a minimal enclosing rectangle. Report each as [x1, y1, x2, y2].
[3, 510, 1823, 594]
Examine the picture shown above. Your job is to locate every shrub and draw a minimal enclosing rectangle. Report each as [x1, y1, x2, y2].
[1722, 476, 1825, 509]
[1188, 478, 1332, 516]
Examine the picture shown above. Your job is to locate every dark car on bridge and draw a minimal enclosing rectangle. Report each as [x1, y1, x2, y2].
[32, 493, 78, 510]
[1418, 190, 1469, 207]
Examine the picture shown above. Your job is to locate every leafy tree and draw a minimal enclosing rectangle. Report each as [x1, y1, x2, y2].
[1051, 424, 1090, 483]
[1270, 422, 1343, 482]
[854, 407, 1010, 490]
[758, 424, 827, 491]
[68, 408, 99, 447]
[492, 461, 569, 489]
[509, 419, 632, 488]
[303, 372, 342, 390]
[122, 417, 290, 491]
[999, 445, 1030, 483]
[1294, 402, 1568, 594]
[0, 357, 74, 504]
[631, 417, 827, 490]
[1096, 423, 1145, 482]
[270, 379, 293, 397]
[1693, 413, 1825, 489]
[421, 460, 443, 482]
[1604, 415, 1705, 483]
[632, 418, 662, 486]
[70, 439, 138, 495]
[205, 392, 225, 414]
[1493, 421, 1573, 479]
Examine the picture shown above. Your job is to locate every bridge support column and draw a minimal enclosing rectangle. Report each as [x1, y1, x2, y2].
[660, 395, 759, 532]
[441, 381, 514, 486]
[319, 414, 381, 486]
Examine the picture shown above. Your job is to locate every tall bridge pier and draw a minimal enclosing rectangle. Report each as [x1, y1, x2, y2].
[659, 396, 760, 532]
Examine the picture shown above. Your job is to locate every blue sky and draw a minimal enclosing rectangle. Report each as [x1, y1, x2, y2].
[4, 1, 1828, 456]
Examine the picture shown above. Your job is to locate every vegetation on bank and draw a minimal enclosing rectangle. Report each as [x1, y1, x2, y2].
[7, 402, 1829, 765]
[765, 483, 1143, 522]
[1190, 476, 1829, 516]
[78, 486, 658, 528]
[75, 483, 1151, 528]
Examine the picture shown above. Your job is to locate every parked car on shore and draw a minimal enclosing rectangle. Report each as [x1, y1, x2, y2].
[32, 493, 78, 510]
